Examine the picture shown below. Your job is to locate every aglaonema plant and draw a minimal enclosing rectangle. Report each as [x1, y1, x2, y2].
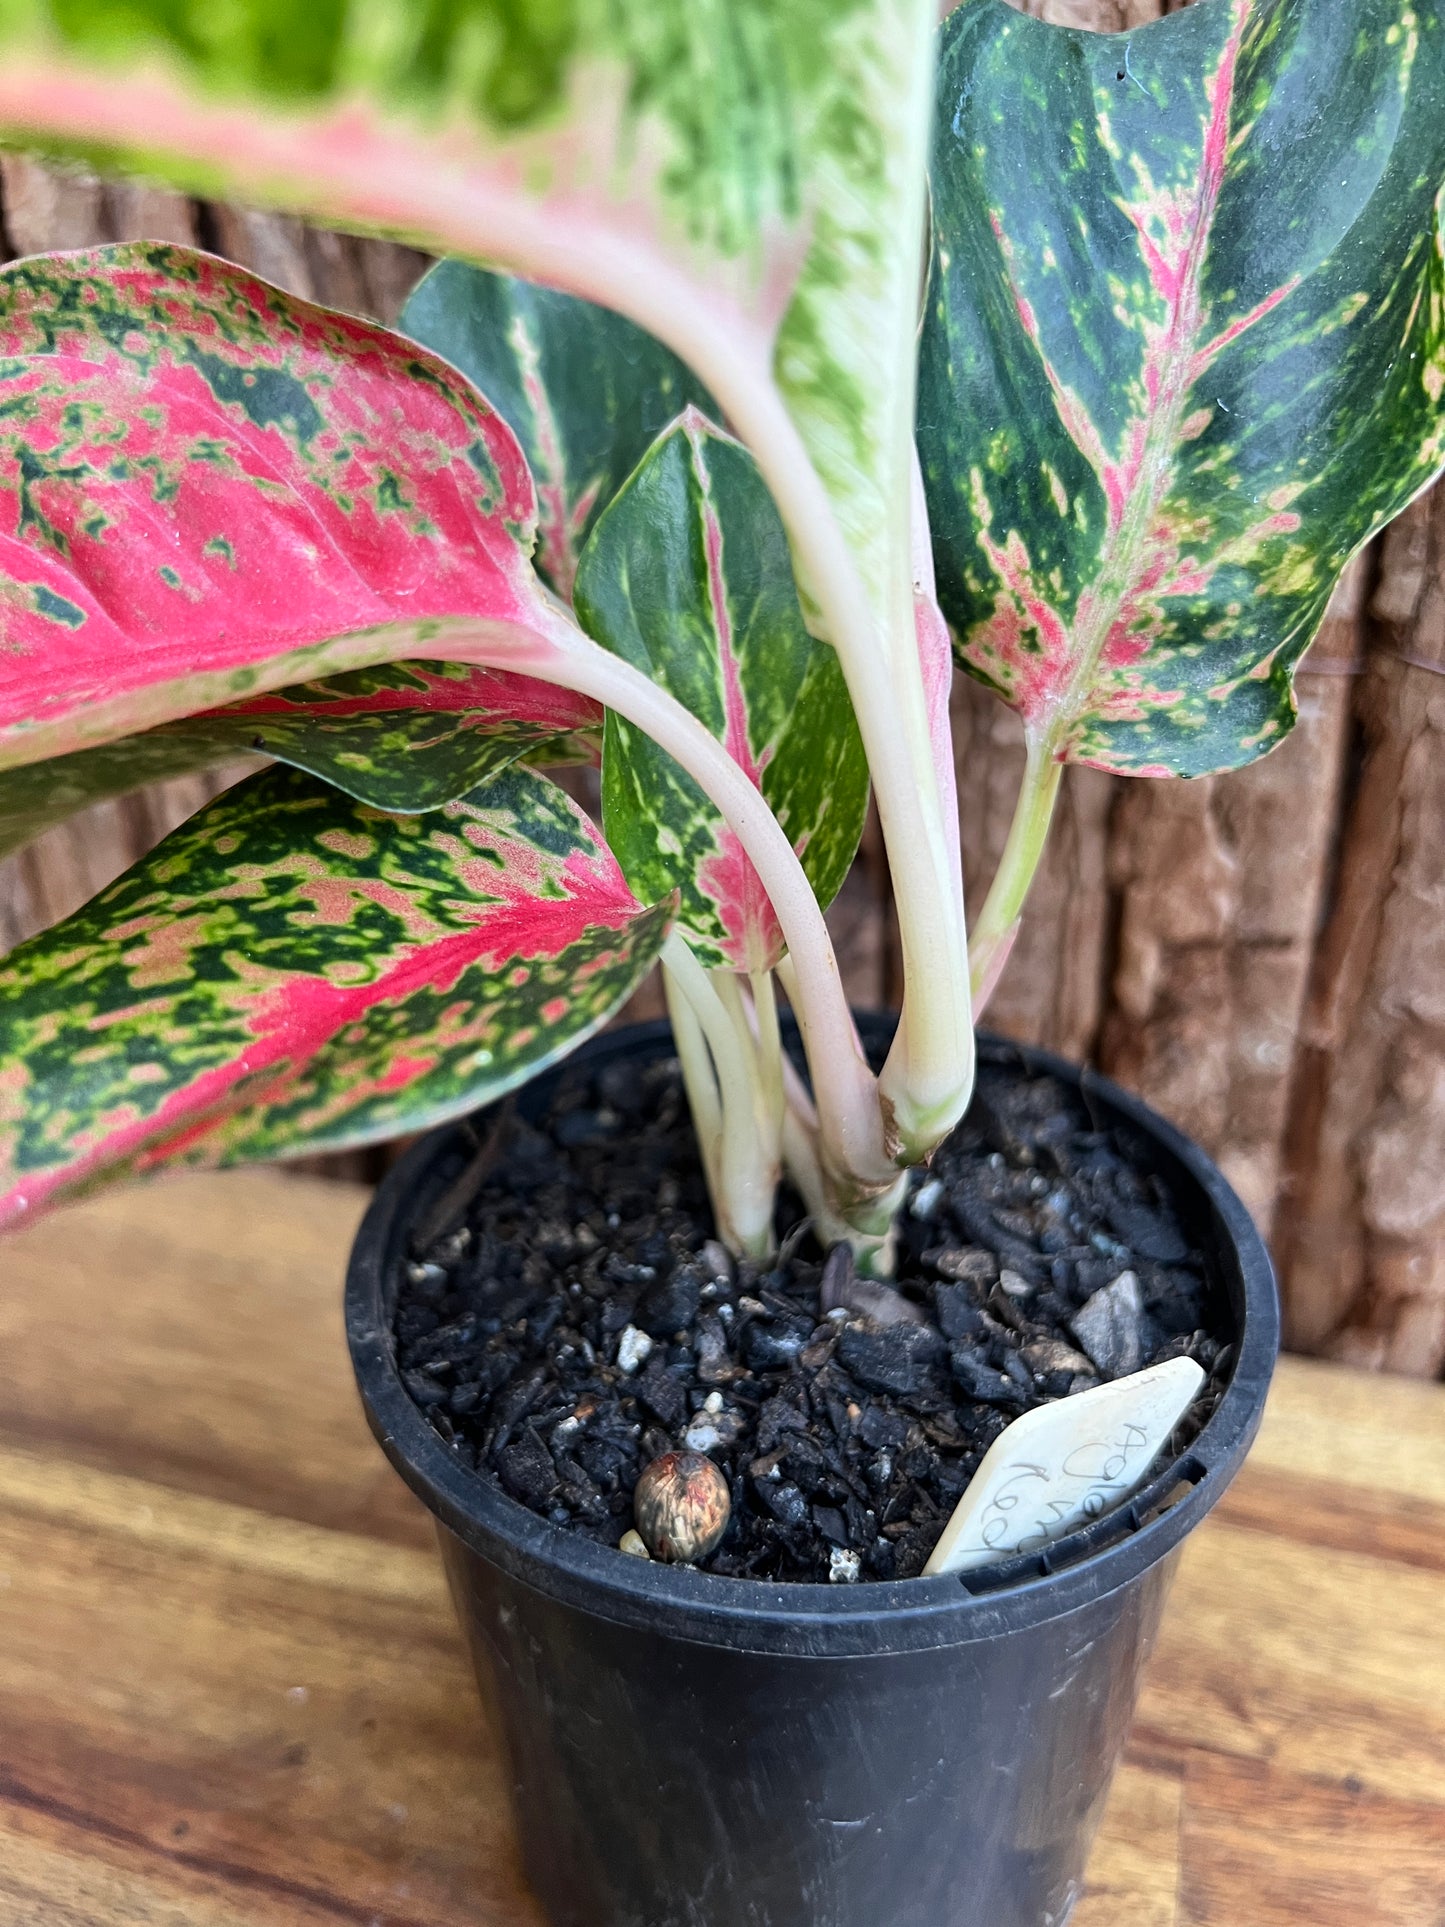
[0, 0, 1440, 1275]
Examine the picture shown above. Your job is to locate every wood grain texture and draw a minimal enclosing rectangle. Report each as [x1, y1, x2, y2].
[0, 1169, 418, 1547]
[0, 1172, 1441, 1926]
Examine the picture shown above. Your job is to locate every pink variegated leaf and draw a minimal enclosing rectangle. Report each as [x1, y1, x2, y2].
[0, 243, 581, 773]
[0, 763, 672, 1230]
[204, 659, 600, 803]
[920, 0, 1445, 778]
[0, 659, 601, 860]
[0, 1, 939, 666]
[574, 410, 868, 973]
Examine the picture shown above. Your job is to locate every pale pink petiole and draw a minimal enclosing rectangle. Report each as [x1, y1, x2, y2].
[474, 604, 896, 1197]
[660, 936, 780, 1260]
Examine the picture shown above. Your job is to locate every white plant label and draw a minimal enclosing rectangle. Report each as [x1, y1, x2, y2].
[923, 1356, 1205, 1577]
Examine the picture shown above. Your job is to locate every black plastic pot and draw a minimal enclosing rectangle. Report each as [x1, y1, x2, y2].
[347, 1021, 1278, 1927]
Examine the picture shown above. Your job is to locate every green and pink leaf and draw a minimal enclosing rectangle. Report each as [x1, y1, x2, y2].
[0, 0, 937, 658]
[0, 244, 576, 770]
[0, 659, 601, 859]
[211, 659, 599, 802]
[919, 0, 1445, 778]
[574, 410, 868, 973]
[0, 764, 671, 1228]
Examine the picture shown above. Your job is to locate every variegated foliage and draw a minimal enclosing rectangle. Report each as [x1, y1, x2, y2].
[401, 262, 714, 598]
[573, 411, 868, 973]
[0, 244, 575, 773]
[919, 0, 1445, 778]
[186, 659, 599, 806]
[0, 0, 978, 1194]
[0, 764, 671, 1229]
[0, 661, 601, 859]
[0, 240, 874, 1223]
[0, 0, 937, 654]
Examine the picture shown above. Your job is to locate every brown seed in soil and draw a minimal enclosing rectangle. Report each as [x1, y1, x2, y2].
[634, 1451, 732, 1564]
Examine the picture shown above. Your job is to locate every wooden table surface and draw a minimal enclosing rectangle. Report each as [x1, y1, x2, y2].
[1, 1170, 1443, 1927]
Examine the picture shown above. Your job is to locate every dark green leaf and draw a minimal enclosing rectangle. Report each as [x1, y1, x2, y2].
[0, 660, 601, 859]
[919, 0, 1445, 777]
[402, 260, 716, 598]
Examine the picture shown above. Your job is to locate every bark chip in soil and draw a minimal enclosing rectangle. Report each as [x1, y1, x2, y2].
[391, 1051, 1233, 1583]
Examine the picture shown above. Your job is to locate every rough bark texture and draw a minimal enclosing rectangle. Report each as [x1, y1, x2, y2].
[952, 565, 1365, 1248]
[1275, 492, 1445, 1377]
[1100, 570, 1365, 1236]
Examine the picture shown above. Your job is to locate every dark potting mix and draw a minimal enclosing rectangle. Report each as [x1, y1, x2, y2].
[391, 1048, 1233, 1583]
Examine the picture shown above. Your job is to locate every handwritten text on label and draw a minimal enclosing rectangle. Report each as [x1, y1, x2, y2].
[923, 1357, 1206, 1577]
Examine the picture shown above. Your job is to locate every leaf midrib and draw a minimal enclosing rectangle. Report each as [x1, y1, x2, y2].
[1037, 3, 1250, 758]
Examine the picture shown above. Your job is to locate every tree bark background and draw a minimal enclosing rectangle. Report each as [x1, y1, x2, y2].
[1, 0, 1441, 1382]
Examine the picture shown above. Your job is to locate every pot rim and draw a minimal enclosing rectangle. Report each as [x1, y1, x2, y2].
[346, 1019, 1279, 1658]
